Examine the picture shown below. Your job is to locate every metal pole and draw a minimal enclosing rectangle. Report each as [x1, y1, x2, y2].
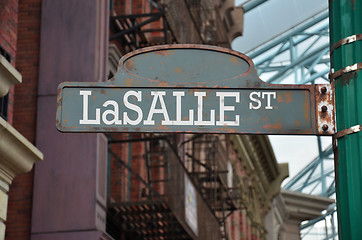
[317, 136, 327, 195]
[329, 0, 362, 239]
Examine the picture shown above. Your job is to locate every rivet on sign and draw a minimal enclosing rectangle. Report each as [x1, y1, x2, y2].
[322, 124, 329, 131]
[321, 105, 328, 112]
[321, 87, 327, 94]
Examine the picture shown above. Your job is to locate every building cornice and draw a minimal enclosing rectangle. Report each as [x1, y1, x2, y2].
[230, 135, 289, 212]
[0, 55, 22, 97]
[281, 189, 334, 221]
[0, 117, 43, 184]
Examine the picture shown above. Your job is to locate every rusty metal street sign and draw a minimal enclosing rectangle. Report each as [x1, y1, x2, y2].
[56, 44, 334, 135]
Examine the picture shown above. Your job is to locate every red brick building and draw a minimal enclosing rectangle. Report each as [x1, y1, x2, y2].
[0, 1, 43, 240]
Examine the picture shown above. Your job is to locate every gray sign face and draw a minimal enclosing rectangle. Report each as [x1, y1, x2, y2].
[56, 45, 334, 135]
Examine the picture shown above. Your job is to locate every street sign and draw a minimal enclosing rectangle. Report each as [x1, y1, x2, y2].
[56, 44, 334, 135]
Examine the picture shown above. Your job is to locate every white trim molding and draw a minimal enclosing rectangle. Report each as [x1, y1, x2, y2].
[0, 117, 43, 184]
[0, 55, 22, 97]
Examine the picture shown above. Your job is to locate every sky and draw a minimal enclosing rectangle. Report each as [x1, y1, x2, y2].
[233, 0, 332, 185]
[268, 135, 332, 184]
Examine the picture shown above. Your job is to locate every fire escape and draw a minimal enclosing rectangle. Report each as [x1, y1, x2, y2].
[107, 2, 242, 239]
[106, 134, 241, 240]
[107, 135, 193, 240]
[182, 135, 241, 234]
[109, 3, 177, 54]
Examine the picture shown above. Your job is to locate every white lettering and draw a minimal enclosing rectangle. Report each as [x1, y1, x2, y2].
[173, 91, 194, 125]
[79, 90, 100, 124]
[144, 91, 172, 125]
[123, 91, 143, 125]
[216, 92, 239, 126]
[194, 92, 215, 125]
[102, 100, 122, 125]
[262, 92, 276, 109]
[249, 91, 261, 110]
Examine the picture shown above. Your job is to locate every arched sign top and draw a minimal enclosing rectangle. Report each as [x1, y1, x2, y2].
[56, 44, 334, 135]
[113, 44, 267, 88]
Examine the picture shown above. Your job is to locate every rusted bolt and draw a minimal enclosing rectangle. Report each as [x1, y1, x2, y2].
[321, 105, 328, 112]
[322, 124, 329, 131]
[321, 87, 327, 94]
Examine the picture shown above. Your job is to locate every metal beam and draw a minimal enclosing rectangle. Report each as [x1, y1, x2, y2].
[266, 42, 329, 83]
[249, 11, 329, 58]
[284, 145, 333, 190]
[254, 22, 329, 66]
[243, 0, 268, 13]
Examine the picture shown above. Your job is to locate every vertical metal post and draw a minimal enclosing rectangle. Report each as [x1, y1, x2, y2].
[329, 0, 362, 239]
[127, 134, 132, 201]
[107, 136, 112, 200]
[317, 136, 327, 195]
[331, 212, 336, 240]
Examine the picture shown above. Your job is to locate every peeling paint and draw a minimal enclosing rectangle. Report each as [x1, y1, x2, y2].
[125, 78, 134, 87]
[154, 50, 168, 56]
[230, 56, 239, 64]
[263, 123, 282, 130]
[175, 67, 183, 73]
[124, 59, 134, 71]
[316, 84, 335, 135]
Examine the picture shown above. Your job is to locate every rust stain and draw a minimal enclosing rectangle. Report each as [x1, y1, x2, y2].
[125, 78, 134, 87]
[100, 89, 106, 95]
[285, 92, 293, 103]
[156, 125, 169, 130]
[295, 120, 300, 125]
[65, 126, 79, 129]
[149, 66, 153, 70]
[277, 92, 293, 103]
[277, 95, 284, 103]
[214, 127, 238, 133]
[304, 99, 310, 121]
[341, 71, 357, 86]
[160, 61, 164, 64]
[63, 119, 68, 123]
[263, 123, 282, 130]
[158, 81, 169, 87]
[230, 56, 239, 64]
[124, 60, 135, 70]
[315, 84, 335, 135]
[154, 50, 168, 56]
[174, 67, 183, 73]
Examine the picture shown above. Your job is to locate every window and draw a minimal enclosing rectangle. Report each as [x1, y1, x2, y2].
[0, 44, 11, 120]
[0, 93, 8, 120]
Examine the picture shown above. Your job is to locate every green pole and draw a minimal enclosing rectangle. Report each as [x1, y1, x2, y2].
[329, 0, 362, 239]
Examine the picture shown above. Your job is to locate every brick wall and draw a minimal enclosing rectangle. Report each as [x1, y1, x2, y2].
[109, 133, 149, 203]
[0, 0, 18, 62]
[113, 0, 150, 15]
[110, 0, 165, 54]
[0, 0, 18, 125]
[6, 0, 42, 239]
[109, 1, 165, 204]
